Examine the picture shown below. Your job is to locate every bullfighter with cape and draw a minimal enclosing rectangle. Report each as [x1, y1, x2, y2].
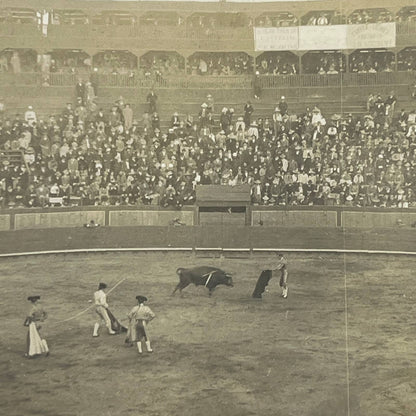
[93, 283, 126, 337]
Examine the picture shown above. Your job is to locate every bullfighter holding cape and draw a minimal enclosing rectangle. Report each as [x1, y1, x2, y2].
[252, 253, 289, 299]
[24, 296, 49, 358]
[125, 295, 155, 355]
[93, 283, 126, 337]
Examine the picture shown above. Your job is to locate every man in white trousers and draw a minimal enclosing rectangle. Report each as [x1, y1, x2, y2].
[93, 283, 116, 337]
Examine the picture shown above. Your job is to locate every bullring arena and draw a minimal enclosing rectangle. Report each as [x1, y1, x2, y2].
[2, 0, 416, 414]
[1, 224, 416, 416]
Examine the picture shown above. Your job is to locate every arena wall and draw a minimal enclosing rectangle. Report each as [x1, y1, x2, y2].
[14, 211, 106, 230]
[2, 207, 416, 231]
[0, 215, 11, 231]
[109, 210, 194, 226]
[251, 210, 337, 227]
[342, 211, 416, 228]
[0, 226, 415, 256]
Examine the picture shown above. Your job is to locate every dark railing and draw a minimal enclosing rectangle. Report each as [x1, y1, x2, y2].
[0, 71, 414, 89]
[1, 20, 416, 42]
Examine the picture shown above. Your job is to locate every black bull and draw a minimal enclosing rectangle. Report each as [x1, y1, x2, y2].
[172, 266, 234, 296]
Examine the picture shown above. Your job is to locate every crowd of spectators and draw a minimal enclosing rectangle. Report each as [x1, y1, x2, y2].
[303, 52, 346, 75]
[348, 9, 394, 24]
[397, 48, 416, 71]
[140, 53, 184, 77]
[349, 51, 395, 73]
[188, 53, 253, 76]
[3, 7, 416, 30]
[255, 12, 298, 27]
[0, 50, 37, 73]
[257, 53, 298, 75]
[303, 11, 346, 26]
[0, 90, 415, 209]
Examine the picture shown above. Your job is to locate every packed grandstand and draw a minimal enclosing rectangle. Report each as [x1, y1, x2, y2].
[0, 90, 415, 209]
[0, 0, 415, 209]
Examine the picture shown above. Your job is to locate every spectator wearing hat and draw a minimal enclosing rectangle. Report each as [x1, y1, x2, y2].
[126, 295, 155, 355]
[75, 79, 85, 103]
[93, 283, 116, 337]
[24, 295, 49, 358]
[90, 67, 99, 96]
[243, 101, 254, 127]
[152, 112, 160, 131]
[171, 111, 180, 129]
[24, 106, 37, 127]
[253, 71, 261, 100]
[122, 104, 133, 131]
[146, 89, 158, 114]
[206, 94, 214, 113]
[278, 96, 288, 116]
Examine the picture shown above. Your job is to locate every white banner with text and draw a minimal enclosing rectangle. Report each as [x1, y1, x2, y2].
[254, 23, 396, 51]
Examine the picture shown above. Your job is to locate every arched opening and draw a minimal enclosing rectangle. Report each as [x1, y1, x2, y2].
[140, 51, 185, 76]
[91, 11, 136, 26]
[3, 8, 37, 24]
[187, 52, 253, 75]
[139, 11, 183, 26]
[50, 10, 89, 25]
[397, 6, 416, 22]
[44, 49, 91, 73]
[0, 48, 37, 72]
[92, 50, 138, 73]
[349, 49, 395, 73]
[301, 10, 346, 25]
[256, 52, 298, 75]
[397, 47, 416, 71]
[187, 12, 249, 35]
[302, 50, 346, 74]
[348, 8, 394, 24]
[254, 12, 298, 27]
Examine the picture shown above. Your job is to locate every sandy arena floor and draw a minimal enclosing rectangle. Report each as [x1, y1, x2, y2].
[0, 252, 415, 416]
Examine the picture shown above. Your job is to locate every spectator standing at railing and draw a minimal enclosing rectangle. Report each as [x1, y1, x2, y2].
[10, 52, 21, 74]
[385, 92, 397, 123]
[244, 101, 254, 127]
[123, 104, 133, 130]
[374, 95, 386, 124]
[146, 90, 157, 114]
[24, 106, 37, 127]
[367, 93, 375, 113]
[278, 96, 288, 116]
[206, 94, 214, 113]
[75, 80, 85, 104]
[90, 67, 99, 96]
[85, 82, 95, 107]
[253, 71, 261, 100]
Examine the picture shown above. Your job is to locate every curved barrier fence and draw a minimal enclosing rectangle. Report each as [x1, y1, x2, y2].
[0, 72, 413, 89]
[1, 206, 416, 231]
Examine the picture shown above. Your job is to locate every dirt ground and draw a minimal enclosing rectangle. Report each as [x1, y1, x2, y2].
[0, 252, 415, 416]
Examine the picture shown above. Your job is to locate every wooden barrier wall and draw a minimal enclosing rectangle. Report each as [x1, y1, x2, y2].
[1, 207, 416, 230]
[251, 210, 337, 227]
[109, 210, 194, 227]
[342, 211, 416, 228]
[0, 215, 11, 231]
[14, 211, 106, 230]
